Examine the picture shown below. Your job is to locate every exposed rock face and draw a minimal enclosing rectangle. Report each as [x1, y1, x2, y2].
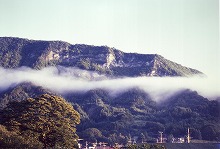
[0, 37, 203, 77]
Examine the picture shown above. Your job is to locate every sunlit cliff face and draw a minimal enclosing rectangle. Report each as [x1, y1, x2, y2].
[0, 66, 219, 101]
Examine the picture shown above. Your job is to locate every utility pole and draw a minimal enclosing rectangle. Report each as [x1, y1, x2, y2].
[127, 134, 132, 145]
[158, 131, 163, 143]
[85, 141, 88, 149]
[132, 137, 136, 145]
[187, 128, 190, 143]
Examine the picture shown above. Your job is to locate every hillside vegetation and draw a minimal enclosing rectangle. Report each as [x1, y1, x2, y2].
[0, 94, 80, 148]
[0, 37, 203, 77]
[0, 37, 218, 146]
[0, 83, 219, 145]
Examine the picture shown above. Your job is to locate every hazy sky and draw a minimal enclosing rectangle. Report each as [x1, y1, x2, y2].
[0, 0, 219, 76]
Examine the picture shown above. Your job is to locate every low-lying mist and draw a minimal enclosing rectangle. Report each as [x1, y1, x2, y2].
[0, 66, 219, 101]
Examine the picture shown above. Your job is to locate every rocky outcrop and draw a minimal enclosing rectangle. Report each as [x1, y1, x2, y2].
[0, 37, 203, 77]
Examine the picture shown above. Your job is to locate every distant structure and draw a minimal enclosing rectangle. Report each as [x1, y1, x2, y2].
[78, 139, 83, 148]
[187, 127, 190, 143]
[158, 131, 163, 143]
[132, 137, 137, 145]
[127, 138, 132, 145]
[85, 141, 88, 149]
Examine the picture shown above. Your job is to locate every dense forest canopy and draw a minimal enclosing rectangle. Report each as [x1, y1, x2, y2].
[0, 94, 80, 148]
[0, 83, 219, 146]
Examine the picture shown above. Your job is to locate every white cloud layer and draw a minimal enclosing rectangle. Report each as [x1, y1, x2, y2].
[0, 66, 219, 101]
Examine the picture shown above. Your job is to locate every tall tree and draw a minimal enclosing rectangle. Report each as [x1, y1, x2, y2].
[0, 94, 80, 148]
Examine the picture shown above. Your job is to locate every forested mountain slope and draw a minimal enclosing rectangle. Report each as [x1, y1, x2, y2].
[0, 37, 203, 77]
[0, 37, 218, 145]
[0, 83, 219, 144]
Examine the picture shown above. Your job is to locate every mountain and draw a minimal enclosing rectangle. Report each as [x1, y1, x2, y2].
[0, 37, 203, 77]
[1, 37, 218, 145]
[0, 83, 219, 144]
[0, 82, 54, 109]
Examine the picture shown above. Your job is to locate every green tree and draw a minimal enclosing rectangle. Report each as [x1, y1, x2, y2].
[82, 128, 103, 140]
[0, 94, 80, 148]
[201, 125, 217, 141]
[0, 124, 42, 148]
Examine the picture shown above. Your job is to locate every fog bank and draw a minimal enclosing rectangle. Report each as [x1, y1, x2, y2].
[0, 66, 219, 101]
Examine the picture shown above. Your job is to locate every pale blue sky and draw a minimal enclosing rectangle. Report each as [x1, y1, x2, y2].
[0, 0, 219, 76]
